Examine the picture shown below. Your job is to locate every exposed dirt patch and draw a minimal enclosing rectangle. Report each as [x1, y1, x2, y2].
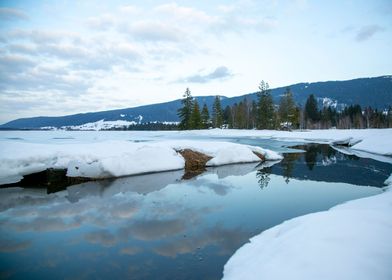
[252, 151, 266, 161]
[177, 149, 213, 180]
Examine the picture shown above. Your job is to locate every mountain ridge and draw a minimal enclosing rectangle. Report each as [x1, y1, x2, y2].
[2, 75, 391, 129]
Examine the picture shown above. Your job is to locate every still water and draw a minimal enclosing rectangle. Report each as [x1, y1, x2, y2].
[0, 142, 390, 279]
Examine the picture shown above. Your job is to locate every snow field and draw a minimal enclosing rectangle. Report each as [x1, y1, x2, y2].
[0, 140, 282, 184]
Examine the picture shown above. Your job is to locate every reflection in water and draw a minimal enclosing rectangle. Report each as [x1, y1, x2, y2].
[0, 145, 389, 279]
[256, 168, 271, 189]
[256, 144, 392, 188]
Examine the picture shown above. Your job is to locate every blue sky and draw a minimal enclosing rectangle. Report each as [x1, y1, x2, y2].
[0, 0, 391, 123]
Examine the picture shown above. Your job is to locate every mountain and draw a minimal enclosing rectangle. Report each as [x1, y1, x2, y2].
[1, 76, 391, 129]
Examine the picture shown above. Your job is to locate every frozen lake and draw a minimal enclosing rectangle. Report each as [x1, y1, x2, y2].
[0, 131, 390, 279]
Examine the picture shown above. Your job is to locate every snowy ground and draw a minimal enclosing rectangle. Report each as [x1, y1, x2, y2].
[1, 128, 391, 184]
[0, 139, 282, 185]
[183, 128, 392, 156]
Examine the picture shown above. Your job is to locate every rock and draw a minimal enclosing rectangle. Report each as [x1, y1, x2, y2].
[177, 149, 213, 179]
[252, 151, 266, 161]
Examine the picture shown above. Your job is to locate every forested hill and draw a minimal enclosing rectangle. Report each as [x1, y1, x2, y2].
[2, 75, 391, 129]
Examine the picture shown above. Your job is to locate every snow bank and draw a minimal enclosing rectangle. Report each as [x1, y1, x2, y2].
[223, 181, 392, 280]
[0, 140, 281, 184]
[184, 128, 392, 156]
[169, 141, 282, 166]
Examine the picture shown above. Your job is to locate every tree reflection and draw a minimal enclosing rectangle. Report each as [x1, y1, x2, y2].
[281, 153, 300, 183]
[256, 167, 271, 189]
[304, 145, 318, 170]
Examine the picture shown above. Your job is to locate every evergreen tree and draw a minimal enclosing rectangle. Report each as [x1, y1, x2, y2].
[257, 80, 275, 129]
[212, 96, 223, 128]
[190, 100, 202, 129]
[304, 94, 320, 126]
[177, 88, 193, 130]
[223, 105, 233, 128]
[278, 87, 296, 128]
[201, 103, 210, 129]
[250, 100, 257, 128]
[237, 100, 247, 129]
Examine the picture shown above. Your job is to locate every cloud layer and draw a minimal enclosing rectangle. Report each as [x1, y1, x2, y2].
[0, 1, 390, 123]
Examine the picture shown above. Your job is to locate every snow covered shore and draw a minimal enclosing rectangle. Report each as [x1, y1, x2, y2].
[185, 128, 392, 156]
[223, 187, 392, 279]
[0, 140, 282, 185]
[212, 129, 392, 280]
[223, 179, 392, 280]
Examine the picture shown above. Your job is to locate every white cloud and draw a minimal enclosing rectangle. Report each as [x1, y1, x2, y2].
[119, 20, 185, 42]
[179, 66, 233, 83]
[118, 4, 141, 15]
[0, 7, 28, 21]
[86, 14, 116, 30]
[155, 3, 218, 24]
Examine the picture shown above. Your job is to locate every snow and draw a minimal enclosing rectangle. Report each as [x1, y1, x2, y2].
[223, 185, 392, 280]
[385, 174, 392, 185]
[0, 140, 281, 184]
[62, 119, 137, 130]
[183, 128, 392, 156]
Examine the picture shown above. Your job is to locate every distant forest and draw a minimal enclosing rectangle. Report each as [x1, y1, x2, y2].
[111, 81, 392, 131]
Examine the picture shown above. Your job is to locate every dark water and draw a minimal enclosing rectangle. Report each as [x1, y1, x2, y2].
[0, 145, 390, 280]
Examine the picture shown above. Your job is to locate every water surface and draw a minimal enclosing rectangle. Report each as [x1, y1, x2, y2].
[0, 142, 390, 279]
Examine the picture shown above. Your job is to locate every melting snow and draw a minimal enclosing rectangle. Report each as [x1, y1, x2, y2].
[0, 140, 282, 184]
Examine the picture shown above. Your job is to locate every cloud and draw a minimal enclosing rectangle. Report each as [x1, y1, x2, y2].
[179, 66, 233, 83]
[155, 3, 217, 24]
[118, 5, 141, 15]
[0, 54, 36, 73]
[0, 8, 28, 21]
[153, 225, 249, 257]
[120, 246, 141, 255]
[355, 24, 385, 42]
[0, 239, 31, 253]
[119, 20, 184, 42]
[86, 14, 116, 30]
[118, 219, 186, 241]
[85, 230, 117, 247]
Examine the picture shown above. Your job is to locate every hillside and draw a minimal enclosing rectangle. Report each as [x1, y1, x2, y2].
[1, 76, 391, 129]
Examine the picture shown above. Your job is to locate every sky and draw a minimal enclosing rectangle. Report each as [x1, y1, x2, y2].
[0, 0, 391, 123]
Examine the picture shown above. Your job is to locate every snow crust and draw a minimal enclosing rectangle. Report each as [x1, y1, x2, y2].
[184, 128, 392, 156]
[0, 140, 281, 184]
[223, 182, 392, 280]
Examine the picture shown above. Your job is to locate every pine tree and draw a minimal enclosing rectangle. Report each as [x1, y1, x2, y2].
[201, 103, 210, 129]
[212, 96, 223, 128]
[304, 94, 320, 127]
[279, 87, 296, 128]
[257, 80, 275, 129]
[237, 100, 246, 129]
[177, 88, 193, 130]
[190, 100, 202, 129]
[250, 100, 257, 128]
[223, 105, 233, 128]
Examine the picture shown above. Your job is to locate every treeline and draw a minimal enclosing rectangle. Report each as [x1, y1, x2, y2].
[177, 82, 392, 130]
